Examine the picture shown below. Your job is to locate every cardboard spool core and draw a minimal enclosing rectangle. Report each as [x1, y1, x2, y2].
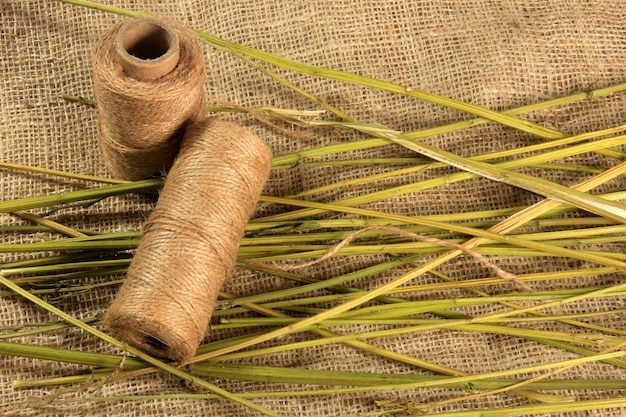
[116, 19, 180, 80]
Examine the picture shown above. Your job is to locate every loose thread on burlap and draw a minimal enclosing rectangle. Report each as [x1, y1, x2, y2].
[104, 119, 273, 362]
[241, 225, 531, 292]
[92, 18, 205, 180]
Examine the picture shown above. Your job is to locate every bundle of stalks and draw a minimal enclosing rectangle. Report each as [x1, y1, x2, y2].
[1, 1, 626, 416]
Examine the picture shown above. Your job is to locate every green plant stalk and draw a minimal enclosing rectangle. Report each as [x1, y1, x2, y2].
[13, 370, 626, 393]
[336, 288, 622, 318]
[245, 223, 626, 246]
[373, 130, 626, 223]
[0, 250, 118, 269]
[0, 340, 146, 371]
[246, 214, 617, 233]
[218, 308, 626, 328]
[297, 157, 428, 167]
[220, 352, 626, 394]
[1, 235, 624, 264]
[213, 279, 619, 319]
[227, 253, 426, 307]
[6, 333, 622, 405]
[227, 48, 355, 122]
[196, 195, 626, 365]
[0, 316, 101, 340]
[192, 17, 608, 141]
[0, 161, 128, 185]
[13, 210, 88, 238]
[283, 157, 620, 200]
[252, 161, 626, 292]
[0, 274, 282, 417]
[9, 391, 626, 405]
[526, 336, 626, 369]
[390, 267, 619, 295]
[241, 235, 626, 255]
[187, 363, 626, 390]
[0, 240, 139, 254]
[217, 292, 475, 386]
[193, 282, 626, 363]
[420, 397, 626, 417]
[237, 242, 626, 263]
[6, 341, 624, 392]
[514, 224, 626, 241]
[254, 165, 626, 231]
[220, 288, 619, 321]
[428, 268, 626, 346]
[272, 123, 626, 223]
[214, 294, 572, 406]
[0, 279, 124, 298]
[473, 282, 626, 323]
[7, 147, 620, 251]
[1, 258, 133, 276]
[271, 102, 626, 168]
[213, 316, 622, 359]
[33, 392, 626, 417]
[8, 268, 128, 286]
[57, 0, 149, 17]
[258, 196, 626, 269]
[272, 121, 625, 177]
[193, 36, 624, 163]
[0, 179, 163, 213]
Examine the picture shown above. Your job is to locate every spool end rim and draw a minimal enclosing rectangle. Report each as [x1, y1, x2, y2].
[115, 18, 180, 81]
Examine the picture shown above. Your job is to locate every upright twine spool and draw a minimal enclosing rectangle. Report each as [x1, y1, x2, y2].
[92, 18, 205, 180]
[104, 119, 273, 362]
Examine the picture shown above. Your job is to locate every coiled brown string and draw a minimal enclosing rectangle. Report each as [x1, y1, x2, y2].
[104, 119, 273, 362]
[92, 18, 205, 180]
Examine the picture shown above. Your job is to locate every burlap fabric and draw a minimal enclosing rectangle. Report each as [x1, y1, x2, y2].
[1, 1, 625, 416]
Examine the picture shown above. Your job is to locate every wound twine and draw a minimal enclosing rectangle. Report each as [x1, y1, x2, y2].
[92, 18, 206, 180]
[104, 119, 273, 362]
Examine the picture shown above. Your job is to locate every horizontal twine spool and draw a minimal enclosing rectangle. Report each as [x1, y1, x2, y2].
[104, 119, 273, 362]
[92, 18, 206, 180]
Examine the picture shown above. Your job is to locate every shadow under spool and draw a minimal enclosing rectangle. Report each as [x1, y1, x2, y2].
[92, 18, 205, 180]
[104, 119, 273, 362]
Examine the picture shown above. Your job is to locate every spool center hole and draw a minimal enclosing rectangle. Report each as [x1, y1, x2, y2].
[122, 22, 172, 60]
[143, 333, 168, 351]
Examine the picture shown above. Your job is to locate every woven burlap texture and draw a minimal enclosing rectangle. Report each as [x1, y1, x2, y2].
[1, 1, 625, 416]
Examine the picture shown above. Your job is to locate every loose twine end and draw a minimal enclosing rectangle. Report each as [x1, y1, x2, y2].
[241, 225, 532, 292]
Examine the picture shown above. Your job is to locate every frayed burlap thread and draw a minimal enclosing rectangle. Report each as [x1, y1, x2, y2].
[104, 119, 273, 362]
[92, 18, 206, 180]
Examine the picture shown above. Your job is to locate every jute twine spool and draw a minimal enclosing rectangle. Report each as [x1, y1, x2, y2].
[92, 18, 205, 180]
[104, 119, 273, 362]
